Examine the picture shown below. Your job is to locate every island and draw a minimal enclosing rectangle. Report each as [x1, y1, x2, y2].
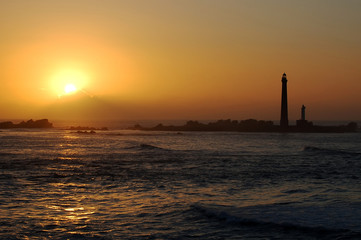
[0, 119, 53, 129]
[73, 130, 97, 134]
[66, 126, 108, 134]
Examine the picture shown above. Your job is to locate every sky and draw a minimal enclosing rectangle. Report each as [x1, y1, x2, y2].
[1, 0, 361, 122]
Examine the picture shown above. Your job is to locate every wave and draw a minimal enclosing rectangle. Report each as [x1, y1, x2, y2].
[193, 203, 361, 239]
[125, 143, 170, 151]
[0, 152, 19, 157]
[104, 132, 182, 137]
[303, 146, 361, 156]
[139, 143, 166, 150]
[282, 189, 310, 194]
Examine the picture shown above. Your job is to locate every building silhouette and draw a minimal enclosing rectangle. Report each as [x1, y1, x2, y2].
[280, 73, 288, 128]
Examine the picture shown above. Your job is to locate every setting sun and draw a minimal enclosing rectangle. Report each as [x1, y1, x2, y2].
[50, 69, 89, 97]
[64, 83, 77, 94]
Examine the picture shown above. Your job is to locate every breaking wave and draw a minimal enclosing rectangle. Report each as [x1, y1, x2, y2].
[193, 203, 361, 239]
[125, 143, 170, 151]
[303, 146, 361, 156]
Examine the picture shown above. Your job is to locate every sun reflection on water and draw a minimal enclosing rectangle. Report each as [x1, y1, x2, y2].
[44, 182, 97, 231]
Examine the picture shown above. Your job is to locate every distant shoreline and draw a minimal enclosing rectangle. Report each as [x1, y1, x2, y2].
[0, 118, 358, 133]
[129, 119, 358, 133]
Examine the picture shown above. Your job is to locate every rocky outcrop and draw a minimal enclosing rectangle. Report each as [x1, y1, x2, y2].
[0, 119, 53, 129]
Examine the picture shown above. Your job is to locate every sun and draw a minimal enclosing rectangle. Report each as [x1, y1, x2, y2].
[50, 69, 89, 97]
[64, 83, 77, 94]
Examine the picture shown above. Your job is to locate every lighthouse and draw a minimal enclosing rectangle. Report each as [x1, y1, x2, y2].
[280, 73, 288, 128]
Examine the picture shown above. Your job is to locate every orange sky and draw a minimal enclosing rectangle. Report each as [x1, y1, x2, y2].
[1, 0, 360, 122]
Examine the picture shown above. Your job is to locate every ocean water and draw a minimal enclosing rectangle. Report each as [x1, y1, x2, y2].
[0, 129, 360, 240]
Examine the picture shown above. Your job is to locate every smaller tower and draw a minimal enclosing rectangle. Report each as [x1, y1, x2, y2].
[297, 105, 313, 129]
[301, 105, 306, 121]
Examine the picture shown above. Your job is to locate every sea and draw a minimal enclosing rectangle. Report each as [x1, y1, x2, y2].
[0, 128, 360, 239]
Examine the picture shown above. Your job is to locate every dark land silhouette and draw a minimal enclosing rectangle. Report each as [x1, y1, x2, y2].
[0, 119, 53, 129]
[67, 126, 109, 134]
[66, 126, 108, 131]
[73, 130, 97, 134]
[129, 119, 357, 133]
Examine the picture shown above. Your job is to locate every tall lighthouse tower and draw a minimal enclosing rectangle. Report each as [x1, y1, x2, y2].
[280, 73, 289, 128]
